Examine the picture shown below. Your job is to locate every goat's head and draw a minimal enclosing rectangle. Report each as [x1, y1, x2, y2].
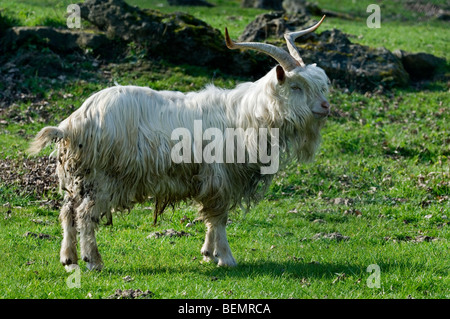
[225, 16, 330, 121]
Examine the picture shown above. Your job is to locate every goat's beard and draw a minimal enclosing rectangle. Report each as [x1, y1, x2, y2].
[278, 113, 325, 165]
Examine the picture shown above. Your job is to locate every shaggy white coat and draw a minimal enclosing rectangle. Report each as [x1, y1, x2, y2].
[29, 64, 330, 269]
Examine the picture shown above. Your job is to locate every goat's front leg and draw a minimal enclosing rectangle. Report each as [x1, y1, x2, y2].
[201, 223, 216, 263]
[213, 215, 237, 267]
[202, 213, 236, 267]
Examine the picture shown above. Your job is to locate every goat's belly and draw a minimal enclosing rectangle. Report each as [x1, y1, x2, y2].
[143, 168, 199, 200]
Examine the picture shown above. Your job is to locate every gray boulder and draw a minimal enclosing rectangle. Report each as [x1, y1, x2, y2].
[282, 0, 317, 15]
[241, 0, 354, 20]
[77, 0, 260, 75]
[393, 49, 446, 80]
[239, 12, 312, 42]
[2, 26, 111, 54]
[436, 11, 450, 21]
[303, 29, 410, 90]
[282, 0, 354, 19]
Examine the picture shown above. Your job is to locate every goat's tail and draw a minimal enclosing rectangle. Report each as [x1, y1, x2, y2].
[28, 126, 65, 155]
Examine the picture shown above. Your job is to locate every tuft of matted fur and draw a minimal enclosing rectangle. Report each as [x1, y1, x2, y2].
[28, 126, 65, 155]
[29, 63, 330, 269]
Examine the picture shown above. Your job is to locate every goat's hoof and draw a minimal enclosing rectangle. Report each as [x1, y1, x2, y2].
[61, 253, 78, 266]
[61, 258, 73, 266]
[218, 256, 237, 267]
[86, 262, 103, 271]
[201, 249, 210, 257]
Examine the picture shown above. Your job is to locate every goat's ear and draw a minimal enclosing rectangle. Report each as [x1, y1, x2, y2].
[276, 65, 286, 84]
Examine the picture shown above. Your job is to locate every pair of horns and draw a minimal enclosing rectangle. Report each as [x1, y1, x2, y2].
[225, 15, 326, 71]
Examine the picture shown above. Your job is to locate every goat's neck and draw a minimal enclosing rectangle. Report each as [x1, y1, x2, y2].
[227, 70, 284, 130]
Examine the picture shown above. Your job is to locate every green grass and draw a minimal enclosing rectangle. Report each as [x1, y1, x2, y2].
[0, 0, 448, 299]
[0, 0, 72, 27]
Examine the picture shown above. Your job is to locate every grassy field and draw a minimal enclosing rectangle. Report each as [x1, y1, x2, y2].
[0, 0, 448, 299]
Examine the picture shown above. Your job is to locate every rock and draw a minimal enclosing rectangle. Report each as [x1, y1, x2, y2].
[0, 24, 114, 104]
[167, 0, 215, 7]
[283, 0, 354, 19]
[78, 0, 161, 42]
[238, 12, 312, 42]
[283, 0, 307, 14]
[241, 0, 354, 20]
[2, 26, 114, 57]
[77, 0, 260, 75]
[436, 11, 450, 21]
[241, 0, 283, 10]
[282, 0, 318, 15]
[309, 29, 410, 90]
[3, 27, 79, 52]
[393, 49, 446, 80]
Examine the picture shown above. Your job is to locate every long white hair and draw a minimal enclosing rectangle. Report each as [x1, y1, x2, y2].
[29, 60, 328, 220]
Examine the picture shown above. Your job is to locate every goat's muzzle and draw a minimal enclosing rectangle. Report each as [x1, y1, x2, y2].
[312, 101, 331, 119]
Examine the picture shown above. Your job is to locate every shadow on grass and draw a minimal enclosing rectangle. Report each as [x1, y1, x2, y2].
[101, 255, 447, 281]
[104, 260, 373, 281]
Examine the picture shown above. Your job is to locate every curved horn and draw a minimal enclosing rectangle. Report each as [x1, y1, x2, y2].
[284, 15, 326, 67]
[225, 28, 299, 72]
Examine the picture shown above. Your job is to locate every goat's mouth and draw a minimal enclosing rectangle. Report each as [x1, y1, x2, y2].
[312, 111, 330, 119]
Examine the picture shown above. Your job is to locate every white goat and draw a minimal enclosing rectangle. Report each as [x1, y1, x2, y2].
[29, 16, 331, 270]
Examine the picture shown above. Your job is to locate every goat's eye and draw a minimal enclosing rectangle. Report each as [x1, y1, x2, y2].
[291, 86, 302, 91]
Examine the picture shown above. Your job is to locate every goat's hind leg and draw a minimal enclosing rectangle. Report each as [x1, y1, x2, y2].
[76, 195, 103, 271]
[59, 195, 78, 270]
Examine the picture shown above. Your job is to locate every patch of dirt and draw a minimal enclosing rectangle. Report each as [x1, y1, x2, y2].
[146, 228, 191, 239]
[404, 0, 450, 18]
[312, 232, 350, 241]
[0, 156, 59, 200]
[330, 197, 354, 206]
[106, 289, 154, 299]
[384, 235, 438, 243]
[0, 47, 104, 108]
[23, 231, 53, 239]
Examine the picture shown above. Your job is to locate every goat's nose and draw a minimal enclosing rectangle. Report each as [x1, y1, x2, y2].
[321, 101, 330, 109]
